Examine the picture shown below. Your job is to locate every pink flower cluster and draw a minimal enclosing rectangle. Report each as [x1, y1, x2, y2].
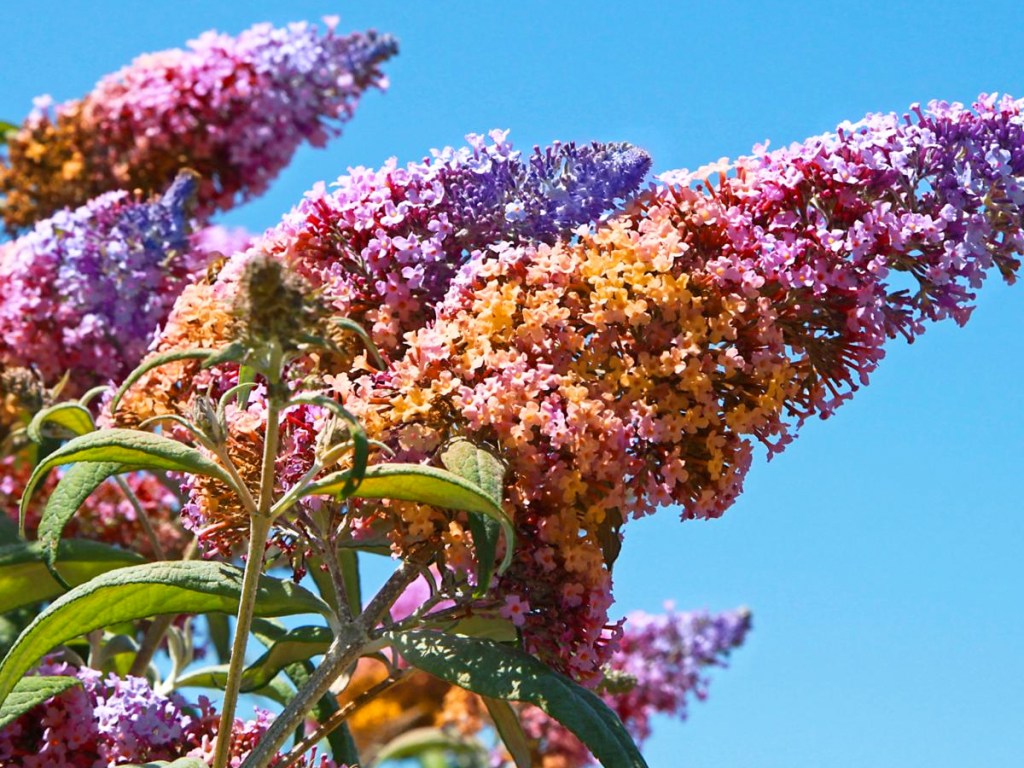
[1, 19, 397, 230]
[0, 661, 342, 767]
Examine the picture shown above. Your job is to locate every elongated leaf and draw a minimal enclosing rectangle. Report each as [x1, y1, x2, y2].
[483, 696, 532, 768]
[26, 403, 95, 443]
[0, 675, 81, 728]
[386, 630, 647, 768]
[290, 394, 368, 495]
[179, 625, 331, 694]
[0, 515, 20, 546]
[370, 727, 487, 765]
[110, 347, 218, 414]
[0, 561, 330, 706]
[20, 429, 234, 528]
[33, 461, 123, 573]
[0, 540, 144, 614]
[172, 664, 295, 706]
[441, 440, 508, 592]
[332, 316, 385, 369]
[307, 463, 515, 573]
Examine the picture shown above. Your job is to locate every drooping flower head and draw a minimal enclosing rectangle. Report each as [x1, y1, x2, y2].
[0, 172, 199, 392]
[333, 93, 1024, 678]
[0, 19, 397, 231]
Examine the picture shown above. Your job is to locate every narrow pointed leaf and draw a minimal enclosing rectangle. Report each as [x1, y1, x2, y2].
[19, 430, 234, 528]
[370, 727, 486, 765]
[441, 440, 508, 591]
[0, 561, 330, 706]
[26, 403, 95, 443]
[0, 540, 144, 614]
[386, 630, 647, 768]
[110, 348, 218, 414]
[482, 696, 532, 768]
[172, 664, 295, 706]
[0, 675, 81, 728]
[34, 461, 123, 573]
[307, 463, 515, 573]
[178, 625, 331, 694]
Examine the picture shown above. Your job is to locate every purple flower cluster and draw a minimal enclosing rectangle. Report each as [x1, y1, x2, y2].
[505, 606, 750, 766]
[0, 172, 200, 390]
[255, 130, 650, 352]
[664, 92, 1024, 425]
[0, 660, 343, 767]
[1, 19, 397, 229]
[606, 606, 751, 742]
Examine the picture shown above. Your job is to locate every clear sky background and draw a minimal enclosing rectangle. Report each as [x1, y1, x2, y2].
[3, 2, 1023, 766]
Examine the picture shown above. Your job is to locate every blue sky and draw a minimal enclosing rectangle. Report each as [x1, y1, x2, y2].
[3, 2, 1023, 766]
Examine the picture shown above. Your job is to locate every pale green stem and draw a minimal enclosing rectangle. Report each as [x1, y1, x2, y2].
[115, 474, 165, 560]
[214, 347, 284, 768]
[212, 513, 273, 768]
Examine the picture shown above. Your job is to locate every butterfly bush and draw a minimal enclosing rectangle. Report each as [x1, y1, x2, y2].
[0, 172, 199, 392]
[0, 661, 341, 767]
[0, 19, 397, 231]
[112, 95, 1023, 685]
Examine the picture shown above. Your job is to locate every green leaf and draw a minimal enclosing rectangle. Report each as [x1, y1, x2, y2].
[441, 439, 508, 592]
[370, 727, 487, 766]
[332, 317, 386, 369]
[172, 664, 295, 706]
[307, 463, 515, 574]
[178, 625, 331, 694]
[289, 394, 368, 496]
[0, 515, 20, 546]
[121, 760, 208, 768]
[0, 540, 144, 614]
[19, 429, 235, 530]
[0, 119, 17, 147]
[0, 561, 331, 707]
[206, 613, 232, 664]
[482, 696, 532, 768]
[386, 630, 647, 768]
[33, 461, 123, 575]
[109, 347, 219, 414]
[26, 402, 95, 443]
[0, 675, 81, 728]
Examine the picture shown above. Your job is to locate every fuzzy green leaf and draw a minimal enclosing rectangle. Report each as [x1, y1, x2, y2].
[110, 348, 219, 414]
[0, 540, 144, 614]
[370, 727, 486, 765]
[33, 461, 123, 575]
[26, 403, 95, 443]
[19, 430, 235, 530]
[483, 696, 532, 768]
[177, 624, 331, 695]
[441, 439, 508, 592]
[0, 561, 330, 707]
[307, 463, 515, 574]
[0, 675, 81, 728]
[386, 630, 647, 768]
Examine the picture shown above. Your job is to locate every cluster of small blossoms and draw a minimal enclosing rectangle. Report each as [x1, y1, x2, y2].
[2, 455, 188, 559]
[0, 19, 397, 231]
[112, 96, 1023, 679]
[333, 94, 1024, 679]
[256, 131, 650, 353]
[430, 606, 750, 767]
[0, 172, 200, 393]
[0, 661, 342, 767]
